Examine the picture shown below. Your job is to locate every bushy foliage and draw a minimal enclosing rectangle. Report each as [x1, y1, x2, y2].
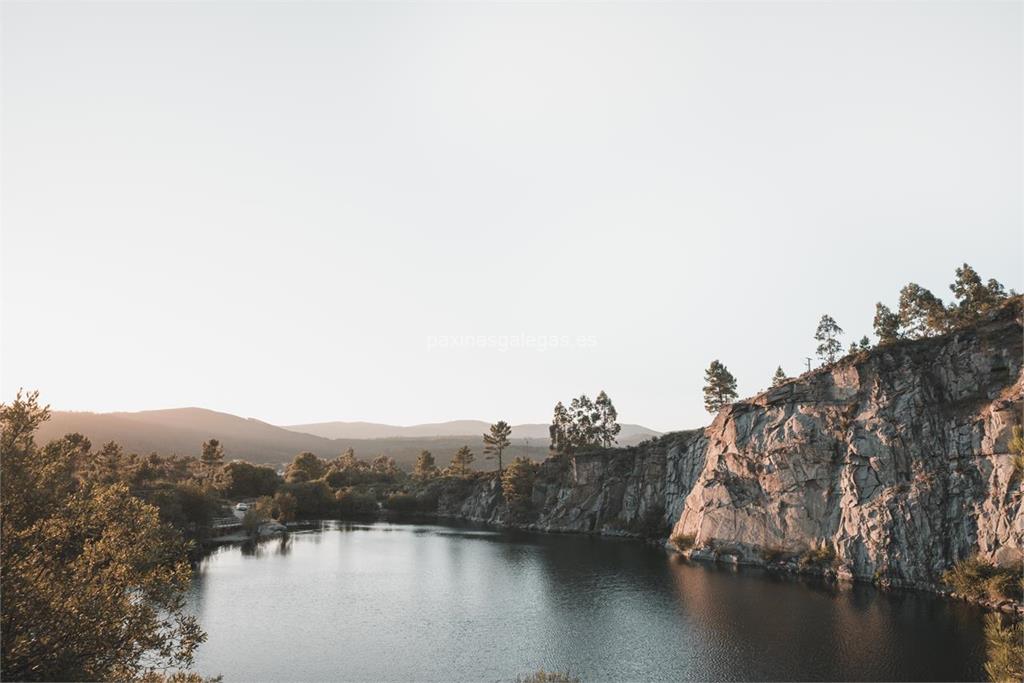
[1009, 426, 1024, 479]
[549, 391, 622, 455]
[983, 614, 1024, 683]
[799, 543, 836, 569]
[669, 531, 696, 551]
[873, 303, 902, 345]
[216, 460, 280, 499]
[145, 481, 222, 542]
[413, 450, 438, 480]
[284, 451, 328, 483]
[334, 488, 379, 516]
[502, 456, 539, 505]
[941, 556, 1023, 602]
[877, 264, 1013, 341]
[1, 391, 204, 680]
[280, 480, 336, 518]
[254, 491, 298, 522]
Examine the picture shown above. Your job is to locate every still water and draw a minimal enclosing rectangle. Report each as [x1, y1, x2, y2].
[187, 521, 988, 682]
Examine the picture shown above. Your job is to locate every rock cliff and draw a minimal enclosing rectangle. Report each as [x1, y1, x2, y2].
[673, 298, 1023, 586]
[437, 298, 1023, 588]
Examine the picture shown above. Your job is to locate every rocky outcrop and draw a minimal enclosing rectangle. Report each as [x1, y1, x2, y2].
[437, 428, 708, 536]
[672, 298, 1023, 586]
[437, 299, 1023, 589]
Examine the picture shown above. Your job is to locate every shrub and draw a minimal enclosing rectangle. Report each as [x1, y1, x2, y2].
[334, 488, 378, 517]
[280, 480, 336, 518]
[384, 492, 418, 513]
[761, 545, 789, 563]
[799, 544, 836, 569]
[216, 460, 280, 499]
[1010, 425, 1024, 479]
[669, 531, 696, 551]
[943, 556, 1023, 602]
[984, 614, 1024, 683]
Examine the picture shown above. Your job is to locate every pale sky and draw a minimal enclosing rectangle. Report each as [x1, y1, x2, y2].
[2, 1, 1021, 432]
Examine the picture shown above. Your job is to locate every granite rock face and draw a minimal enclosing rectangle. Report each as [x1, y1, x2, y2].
[672, 299, 1023, 585]
[437, 429, 708, 536]
[438, 300, 1023, 588]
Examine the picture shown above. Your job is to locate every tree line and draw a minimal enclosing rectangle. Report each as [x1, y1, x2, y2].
[701, 263, 1015, 413]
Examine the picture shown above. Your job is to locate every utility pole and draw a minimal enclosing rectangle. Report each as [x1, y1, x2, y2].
[805, 357, 813, 373]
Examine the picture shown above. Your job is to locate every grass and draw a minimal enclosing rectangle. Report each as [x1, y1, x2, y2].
[799, 544, 836, 569]
[983, 614, 1024, 683]
[1010, 426, 1024, 479]
[669, 531, 696, 552]
[942, 556, 1023, 602]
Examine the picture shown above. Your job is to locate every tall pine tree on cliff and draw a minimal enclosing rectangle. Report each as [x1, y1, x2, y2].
[703, 360, 738, 413]
[483, 421, 512, 475]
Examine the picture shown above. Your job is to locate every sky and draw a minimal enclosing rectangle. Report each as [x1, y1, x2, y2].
[1, 1, 1020, 433]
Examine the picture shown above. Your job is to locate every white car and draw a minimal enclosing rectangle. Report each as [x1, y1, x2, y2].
[233, 502, 250, 512]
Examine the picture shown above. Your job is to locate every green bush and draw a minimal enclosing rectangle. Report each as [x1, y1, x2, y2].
[942, 556, 1023, 602]
[669, 531, 696, 551]
[799, 544, 836, 569]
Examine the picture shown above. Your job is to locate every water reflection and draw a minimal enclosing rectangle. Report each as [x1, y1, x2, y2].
[187, 522, 987, 682]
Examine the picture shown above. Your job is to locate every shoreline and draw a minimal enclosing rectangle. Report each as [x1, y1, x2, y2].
[226, 511, 1023, 618]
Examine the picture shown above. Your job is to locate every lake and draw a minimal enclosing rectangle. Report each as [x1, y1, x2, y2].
[187, 521, 988, 682]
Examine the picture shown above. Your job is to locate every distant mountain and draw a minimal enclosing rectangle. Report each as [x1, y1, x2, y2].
[35, 408, 662, 471]
[285, 420, 661, 445]
[36, 408, 339, 466]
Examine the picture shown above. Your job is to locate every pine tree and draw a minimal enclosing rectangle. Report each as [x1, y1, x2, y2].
[450, 445, 475, 476]
[898, 283, 946, 338]
[949, 263, 1009, 325]
[858, 335, 870, 351]
[483, 421, 512, 474]
[501, 456, 538, 506]
[200, 438, 224, 469]
[413, 450, 437, 479]
[703, 360, 738, 413]
[873, 303, 901, 345]
[771, 366, 787, 388]
[814, 314, 843, 364]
